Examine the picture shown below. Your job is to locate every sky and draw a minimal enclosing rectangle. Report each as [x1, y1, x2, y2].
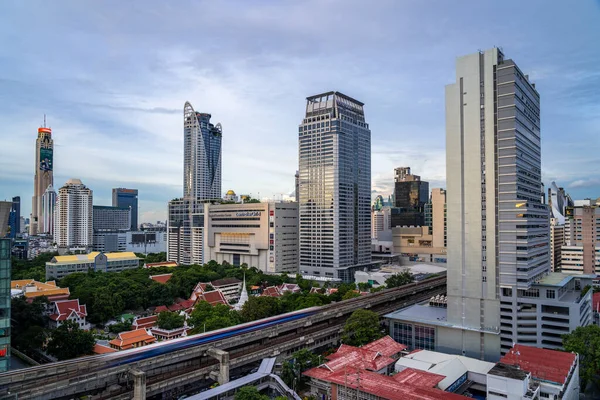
[1, 1, 599, 223]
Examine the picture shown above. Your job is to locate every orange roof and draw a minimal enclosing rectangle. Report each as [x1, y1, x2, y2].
[93, 344, 117, 354]
[500, 344, 577, 385]
[132, 315, 158, 330]
[144, 261, 178, 268]
[109, 329, 156, 350]
[11, 279, 70, 299]
[150, 273, 172, 284]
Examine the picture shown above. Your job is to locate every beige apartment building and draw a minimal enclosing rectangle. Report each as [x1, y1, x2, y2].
[562, 204, 600, 275]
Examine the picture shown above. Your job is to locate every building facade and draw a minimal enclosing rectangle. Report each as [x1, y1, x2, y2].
[392, 226, 447, 263]
[0, 239, 11, 372]
[550, 219, 565, 272]
[562, 204, 600, 275]
[298, 91, 371, 281]
[45, 252, 140, 280]
[392, 167, 429, 227]
[126, 230, 167, 254]
[8, 197, 20, 239]
[371, 206, 391, 240]
[31, 126, 54, 235]
[40, 185, 57, 235]
[112, 188, 138, 231]
[203, 202, 299, 274]
[167, 198, 206, 266]
[93, 206, 131, 232]
[54, 179, 93, 251]
[183, 101, 222, 200]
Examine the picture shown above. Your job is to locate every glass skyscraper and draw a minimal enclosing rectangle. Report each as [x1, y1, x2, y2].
[298, 92, 371, 281]
[112, 188, 138, 231]
[183, 101, 222, 200]
[8, 196, 20, 239]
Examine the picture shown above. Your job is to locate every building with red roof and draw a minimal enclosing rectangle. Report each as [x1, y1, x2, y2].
[195, 290, 229, 307]
[48, 299, 89, 330]
[497, 344, 579, 399]
[154, 305, 169, 314]
[132, 315, 158, 330]
[261, 286, 282, 298]
[93, 343, 117, 354]
[143, 261, 178, 269]
[109, 329, 156, 351]
[149, 273, 172, 284]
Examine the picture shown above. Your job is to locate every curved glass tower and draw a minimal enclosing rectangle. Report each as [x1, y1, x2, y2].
[183, 101, 222, 200]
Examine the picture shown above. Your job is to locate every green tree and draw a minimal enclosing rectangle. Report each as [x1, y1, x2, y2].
[240, 296, 281, 322]
[370, 285, 386, 293]
[234, 386, 269, 400]
[385, 271, 414, 288]
[188, 302, 240, 334]
[108, 321, 132, 334]
[342, 290, 361, 300]
[46, 320, 95, 360]
[562, 325, 600, 390]
[157, 311, 185, 330]
[11, 296, 48, 354]
[341, 309, 382, 346]
[357, 282, 372, 292]
[281, 349, 321, 391]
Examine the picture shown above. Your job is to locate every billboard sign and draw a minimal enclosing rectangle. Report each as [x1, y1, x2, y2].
[40, 148, 53, 171]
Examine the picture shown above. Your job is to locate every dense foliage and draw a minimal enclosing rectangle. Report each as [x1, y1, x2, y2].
[11, 252, 58, 281]
[189, 302, 241, 334]
[341, 309, 383, 346]
[46, 320, 95, 361]
[157, 311, 185, 330]
[234, 386, 269, 400]
[108, 321, 132, 334]
[137, 252, 167, 264]
[11, 296, 49, 354]
[562, 325, 600, 390]
[281, 349, 321, 391]
[385, 271, 415, 288]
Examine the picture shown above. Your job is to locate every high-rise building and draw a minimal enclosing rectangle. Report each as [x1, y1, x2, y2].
[294, 171, 299, 203]
[547, 182, 572, 272]
[386, 48, 592, 361]
[54, 179, 93, 251]
[31, 125, 54, 235]
[92, 205, 131, 252]
[0, 203, 11, 238]
[167, 102, 224, 265]
[8, 196, 20, 239]
[183, 101, 222, 200]
[0, 238, 11, 371]
[112, 188, 138, 231]
[392, 167, 429, 227]
[298, 91, 371, 282]
[41, 185, 57, 235]
[371, 207, 391, 240]
[427, 188, 447, 249]
[562, 203, 600, 274]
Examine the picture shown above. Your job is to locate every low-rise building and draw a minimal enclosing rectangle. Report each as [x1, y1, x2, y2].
[132, 315, 158, 330]
[143, 261, 178, 269]
[151, 326, 188, 341]
[261, 283, 302, 297]
[11, 279, 70, 302]
[48, 299, 89, 330]
[392, 226, 447, 264]
[149, 273, 172, 284]
[210, 278, 242, 302]
[109, 329, 156, 351]
[45, 251, 140, 280]
[355, 264, 447, 288]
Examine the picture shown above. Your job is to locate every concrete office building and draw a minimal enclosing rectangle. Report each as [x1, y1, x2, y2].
[392, 167, 429, 227]
[426, 188, 447, 249]
[0, 239, 11, 371]
[392, 226, 447, 264]
[298, 91, 371, 281]
[8, 197, 20, 239]
[562, 204, 600, 275]
[183, 101, 222, 200]
[204, 202, 298, 274]
[93, 206, 131, 232]
[550, 220, 565, 272]
[53, 179, 93, 251]
[371, 206, 391, 240]
[126, 230, 167, 254]
[0, 203, 10, 238]
[31, 125, 54, 235]
[41, 185, 57, 235]
[46, 252, 140, 280]
[548, 182, 572, 272]
[168, 198, 206, 266]
[112, 188, 138, 231]
[387, 48, 592, 361]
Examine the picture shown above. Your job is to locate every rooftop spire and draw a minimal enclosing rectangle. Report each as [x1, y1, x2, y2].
[235, 273, 249, 311]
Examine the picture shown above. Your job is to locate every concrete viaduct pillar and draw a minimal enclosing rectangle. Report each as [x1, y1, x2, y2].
[207, 348, 230, 385]
[129, 369, 146, 400]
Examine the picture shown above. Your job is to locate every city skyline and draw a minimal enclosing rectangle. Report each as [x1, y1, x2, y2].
[1, 1, 600, 223]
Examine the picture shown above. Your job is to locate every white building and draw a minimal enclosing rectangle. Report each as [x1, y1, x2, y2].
[371, 206, 391, 240]
[53, 179, 93, 251]
[40, 185, 56, 235]
[298, 92, 371, 282]
[48, 299, 90, 330]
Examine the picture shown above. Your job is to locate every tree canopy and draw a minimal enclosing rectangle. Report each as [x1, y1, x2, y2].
[281, 349, 321, 391]
[157, 311, 185, 330]
[341, 309, 383, 346]
[385, 271, 415, 288]
[11, 252, 57, 281]
[234, 386, 269, 400]
[46, 320, 95, 361]
[11, 296, 49, 355]
[562, 325, 600, 390]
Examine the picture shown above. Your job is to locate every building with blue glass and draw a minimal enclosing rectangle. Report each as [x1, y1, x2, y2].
[8, 197, 20, 239]
[112, 188, 138, 231]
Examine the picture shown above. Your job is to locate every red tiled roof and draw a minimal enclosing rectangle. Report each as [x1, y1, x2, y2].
[49, 299, 87, 321]
[261, 286, 282, 297]
[154, 305, 169, 314]
[362, 336, 407, 357]
[278, 283, 301, 293]
[132, 315, 158, 330]
[500, 344, 576, 385]
[93, 344, 117, 354]
[109, 329, 156, 350]
[593, 292, 600, 312]
[199, 290, 229, 306]
[150, 273, 172, 284]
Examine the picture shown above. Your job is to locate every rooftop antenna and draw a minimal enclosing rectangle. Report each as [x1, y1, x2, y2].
[43, 114, 46, 128]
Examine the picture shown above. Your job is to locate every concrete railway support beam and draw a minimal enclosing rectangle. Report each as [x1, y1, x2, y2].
[207, 348, 230, 385]
[129, 369, 146, 400]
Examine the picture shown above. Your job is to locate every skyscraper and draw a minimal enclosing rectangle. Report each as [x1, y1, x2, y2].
[392, 167, 429, 227]
[54, 179, 93, 250]
[387, 48, 592, 360]
[41, 185, 57, 235]
[183, 101, 222, 200]
[31, 125, 54, 235]
[112, 188, 138, 231]
[298, 91, 371, 281]
[0, 238, 11, 371]
[167, 102, 223, 265]
[8, 196, 20, 239]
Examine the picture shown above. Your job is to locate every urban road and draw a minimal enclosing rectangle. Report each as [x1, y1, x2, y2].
[0, 275, 446, 400]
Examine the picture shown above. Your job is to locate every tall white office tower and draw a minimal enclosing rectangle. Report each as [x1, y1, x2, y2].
[298, 92, 371, 282]
[54, 179, 93, 250]
[41, 185, 57, 235]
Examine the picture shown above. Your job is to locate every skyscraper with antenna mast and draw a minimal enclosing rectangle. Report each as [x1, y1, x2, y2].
[30, 115, 54, 235]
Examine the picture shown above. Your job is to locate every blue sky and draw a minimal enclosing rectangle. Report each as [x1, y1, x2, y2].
[1, 0, 599, 223]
